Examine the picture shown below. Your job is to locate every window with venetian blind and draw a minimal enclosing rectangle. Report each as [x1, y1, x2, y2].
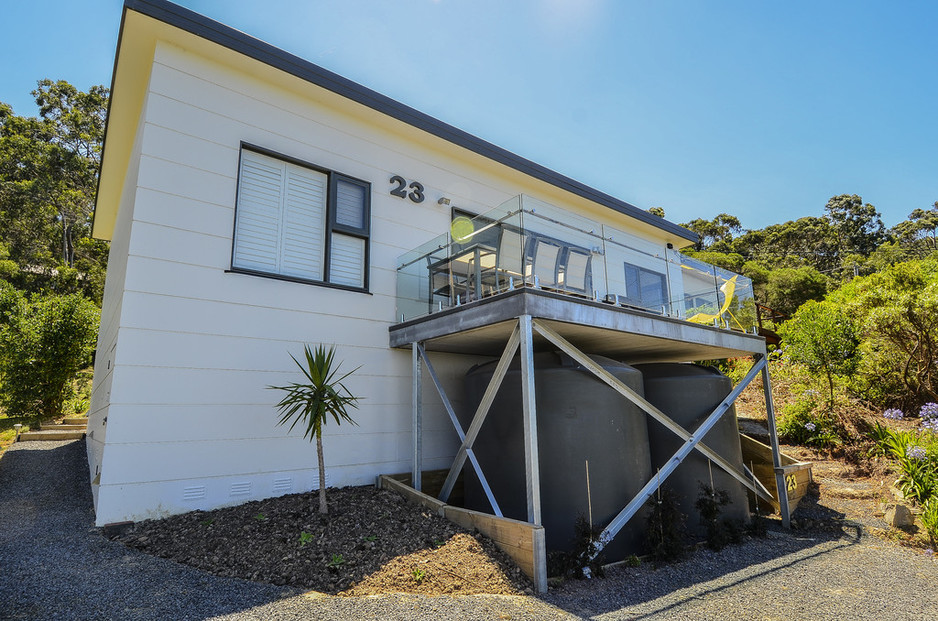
[231, 147, 370, 290]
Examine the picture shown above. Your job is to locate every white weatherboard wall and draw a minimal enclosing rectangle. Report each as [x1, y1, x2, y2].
[91, 39, 678, 525]
[86, 96, 152, 507]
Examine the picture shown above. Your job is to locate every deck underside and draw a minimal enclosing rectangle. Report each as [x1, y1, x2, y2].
[390, 287, 766, 361]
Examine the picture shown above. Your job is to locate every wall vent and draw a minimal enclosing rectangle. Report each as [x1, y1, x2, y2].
[230, 481, 252, 497]
[183, 485, 206, 501]
[273, 477, 293, 494]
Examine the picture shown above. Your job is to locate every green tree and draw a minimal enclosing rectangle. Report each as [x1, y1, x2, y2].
[778, 300, 860, 407]
[0, 80, 108, 301]
[681, 214, 742, 251]
[823, 259, 938, 408]
[824, 194, 886, 258]
[891, 202, 938, 257]
[270, 345, 361, 514]
[764, 266, 828, 316]
[0, 241, 18, 282]
[744, 217, 839, 273]
[0, 292, 99, 418]
[867, 241, 909, 271]
[0, 280, 25, 326]
[741, 260, 771, 304]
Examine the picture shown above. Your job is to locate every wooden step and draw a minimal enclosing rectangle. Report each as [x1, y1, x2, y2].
[38, 424, 86, 431]
[18, 430, 86, 441]
[62, 417, 89, 426]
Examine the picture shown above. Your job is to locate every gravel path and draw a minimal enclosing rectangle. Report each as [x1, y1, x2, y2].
[2, 439, 936, 620]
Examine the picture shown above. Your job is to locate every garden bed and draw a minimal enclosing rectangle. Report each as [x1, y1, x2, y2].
[112, 484, 530, 596]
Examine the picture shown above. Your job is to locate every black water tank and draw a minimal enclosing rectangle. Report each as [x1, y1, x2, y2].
[462, 352, 652, 561]
[635, 363, 750, 537]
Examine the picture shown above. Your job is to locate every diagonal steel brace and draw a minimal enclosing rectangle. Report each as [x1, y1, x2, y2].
[437, 323, 521, 503]
[415, 343, 503, 516]
[591, 356, 768, 554]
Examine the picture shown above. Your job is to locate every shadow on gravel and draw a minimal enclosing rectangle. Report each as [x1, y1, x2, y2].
[542, 512, 864, 619]
[0, 440, 303, 621]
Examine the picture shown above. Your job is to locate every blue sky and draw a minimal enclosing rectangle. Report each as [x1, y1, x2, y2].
[2, 0, 935, 231]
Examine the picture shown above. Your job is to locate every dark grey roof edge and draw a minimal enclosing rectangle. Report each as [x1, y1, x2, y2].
[121, 0, 698, 243]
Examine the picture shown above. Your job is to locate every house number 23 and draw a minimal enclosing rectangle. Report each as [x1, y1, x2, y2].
[389, 175, 425, 203]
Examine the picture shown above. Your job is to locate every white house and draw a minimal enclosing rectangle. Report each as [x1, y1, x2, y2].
[89, 0, 779, 564]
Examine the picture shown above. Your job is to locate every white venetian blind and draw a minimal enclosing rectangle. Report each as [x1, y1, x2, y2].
[329, 233, 365, 288]
[233, 150, 326, 280]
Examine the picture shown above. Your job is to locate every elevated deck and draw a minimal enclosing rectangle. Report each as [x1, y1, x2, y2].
[390, 286, 766, 361]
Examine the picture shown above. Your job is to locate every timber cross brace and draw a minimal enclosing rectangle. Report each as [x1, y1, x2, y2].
[409, 313, 788, 591]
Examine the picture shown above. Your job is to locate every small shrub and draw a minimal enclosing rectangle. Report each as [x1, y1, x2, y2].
[747, 511, 768, 538]
[646, 487, 687, 564]
[0, 292, 99, 419]
[868, 422, 896, 457]
[897, 456, 937, 504]
[695, 484, 742, 551]
[546, 515, 606, 579]
[0, 282, 25, 327]
[777, 393, 842, 448]
[869, 424, 938, 505]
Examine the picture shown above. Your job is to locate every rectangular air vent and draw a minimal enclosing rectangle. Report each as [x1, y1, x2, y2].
[273, 477, 293, 494]
[230, 481, 251, 497]
[183, 485, 206, 501]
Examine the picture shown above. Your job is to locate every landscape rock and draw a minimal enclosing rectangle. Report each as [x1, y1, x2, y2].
[884, 504, 914, 527]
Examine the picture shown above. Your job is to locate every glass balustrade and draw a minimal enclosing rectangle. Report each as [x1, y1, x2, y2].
[395, 195, 756, 334]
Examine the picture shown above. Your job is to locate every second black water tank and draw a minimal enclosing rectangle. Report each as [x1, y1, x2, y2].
[635, 363, 750, 538]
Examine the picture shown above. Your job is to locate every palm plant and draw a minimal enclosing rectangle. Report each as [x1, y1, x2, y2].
[270, 344, 360, 514]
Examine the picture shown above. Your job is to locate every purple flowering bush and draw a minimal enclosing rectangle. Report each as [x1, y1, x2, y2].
[921, 403, 938, 421]
[871, 423, 938, 504]
[884, 408, 904, 420]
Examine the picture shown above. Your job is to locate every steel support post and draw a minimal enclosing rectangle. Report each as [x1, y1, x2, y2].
[518, 315, 542, 526]
[518, 314, 545, 594]
[438, 324, 521, 503]
[412, 341, 422, 492]
[415, 343, 503, 516]
[762, 359, 791, 527]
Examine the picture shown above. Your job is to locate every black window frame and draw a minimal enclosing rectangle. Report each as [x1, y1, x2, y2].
[623, 262, 667, 310]
[229, 143, 371, 293]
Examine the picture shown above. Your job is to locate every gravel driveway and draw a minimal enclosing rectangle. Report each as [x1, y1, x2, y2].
[2, 439, 936, 620]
